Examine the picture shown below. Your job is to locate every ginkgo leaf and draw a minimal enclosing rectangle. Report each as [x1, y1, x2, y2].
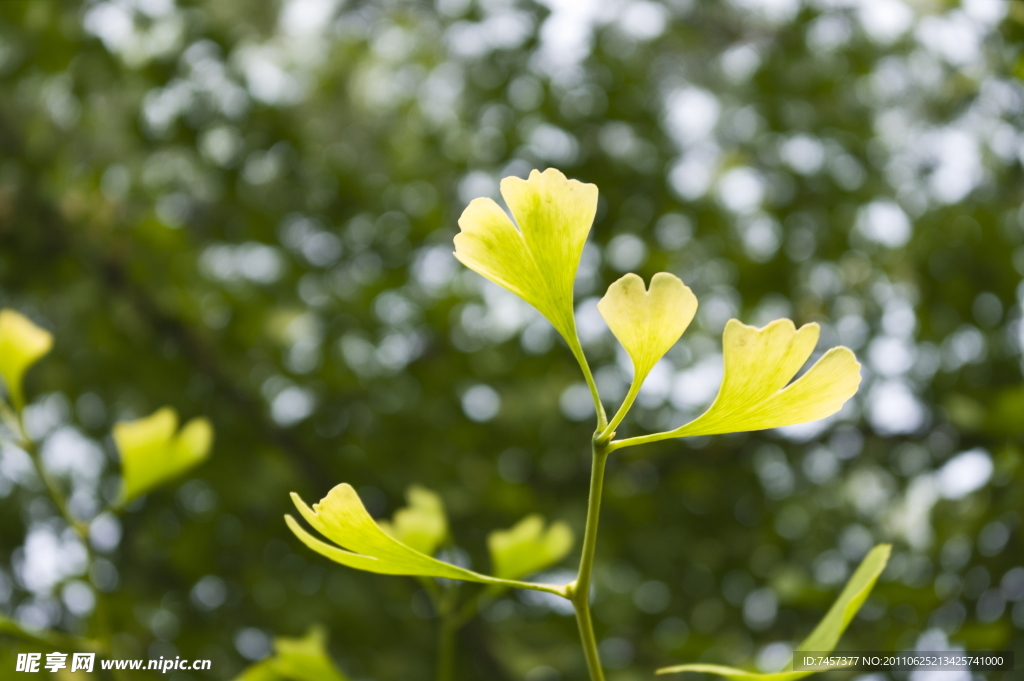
[0, 309, 54, 410]
[487, 514, 574, 581]
[378, 485, 448, 557]
[454, 168, 598, 350]
[616, 319, 860, 449]
[657, 544, 891, 679]
[598, 272, 697, 390]
[285, 483, 567, 596]
[233, 626, 350, 681]
[114, 407, 214, 505]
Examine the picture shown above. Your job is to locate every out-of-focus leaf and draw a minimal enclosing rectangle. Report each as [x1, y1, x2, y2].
[598, 272, 697, 392]
[232, 627, 349, 681]
[378, 485, 448, 557]
[114, 407, 214, 505]
[286, 483, 567, 595]
[0, 613, 101, 652]
[454, 168, 597, 351]
[233, 663, 280, 681]
[944, 393, 986, 431]
[0, 309, 53, 410]
[487, 514, 574, 581]
[987, 387, 1024, 435]
[657, 544, 891, 678]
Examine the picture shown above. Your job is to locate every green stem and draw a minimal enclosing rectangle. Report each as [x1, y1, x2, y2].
[438, 589, 498, 675]
[480, 575, 569, 597]
[453, 590, 487, 629]
[22, 435, 87, 537]
[598, 379, 642, 443]
[433, 582, 472, 681]
[568, 340, 608, 430]
[570, 441, 609, 681]
[15, 413, 114, 653]
[436, 614, 456, 681]
[608, 428, 680, 452]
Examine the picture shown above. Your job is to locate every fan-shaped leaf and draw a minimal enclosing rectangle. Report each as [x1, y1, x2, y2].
[114, 407, 214, 505]
[616, 319, 860, 451]
[488, 514, 574, 581]
[0, 309, 53, 410]
[675, 319, 860, 436]
[598, 273, 697, 389]
[286, 483, 568, 596]
[232, 627, 349, 681]
[378, 485, 448, 557]
[454, 168, 597, 348]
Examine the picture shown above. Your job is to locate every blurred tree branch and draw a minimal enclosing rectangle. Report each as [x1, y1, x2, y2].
[0, 112, 333, 490]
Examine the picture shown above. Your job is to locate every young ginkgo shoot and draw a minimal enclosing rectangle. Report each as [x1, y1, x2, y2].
[285, 169, 887, 681]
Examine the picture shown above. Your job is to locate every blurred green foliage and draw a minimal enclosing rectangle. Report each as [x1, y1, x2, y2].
[0, 0, 1022, 680]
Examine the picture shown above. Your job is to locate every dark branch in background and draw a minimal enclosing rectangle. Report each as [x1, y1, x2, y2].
[461, 619, 516, 681]
[0, 112, 333, 490]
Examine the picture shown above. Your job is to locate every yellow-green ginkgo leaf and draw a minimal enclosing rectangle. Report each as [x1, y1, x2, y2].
[454, 168, 598, 349]
[232, 626, 350, 681]
[598, 272, 698, 390]
[657, 544, 891, 679]
[377, 485, 448, 557]
[0, 309, 54, 410]
[618, 319, 860, 448]
[114, 407, 214, 505]
[487, 514, 574, 581]
[285, 484, 568, 596]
